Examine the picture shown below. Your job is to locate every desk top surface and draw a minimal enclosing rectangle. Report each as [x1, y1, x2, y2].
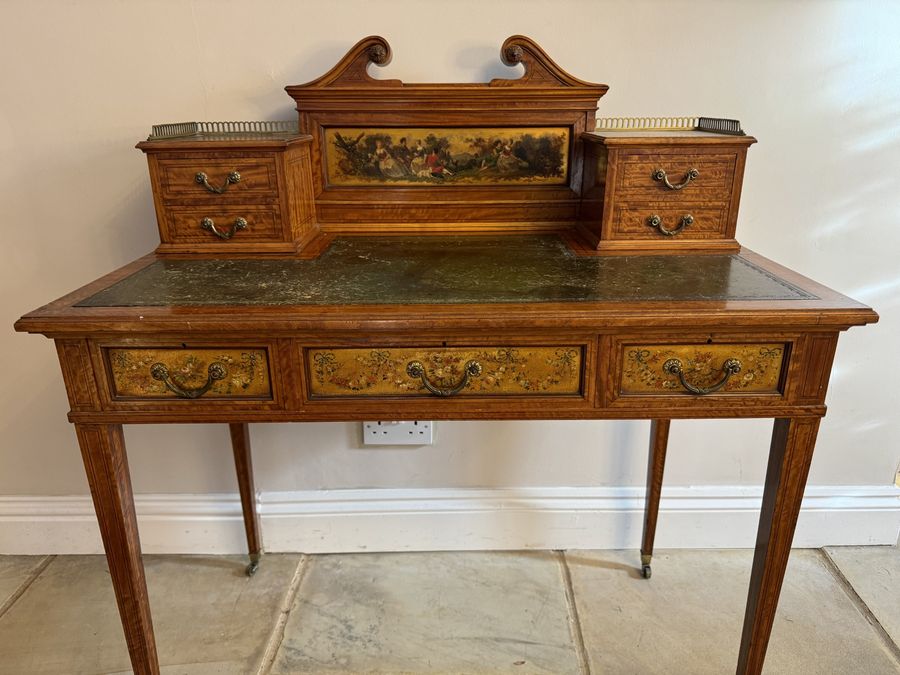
[17, 235, 876, 335]
[78, 235, 813, 307]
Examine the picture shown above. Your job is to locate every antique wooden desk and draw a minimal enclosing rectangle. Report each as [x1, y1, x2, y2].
[14, 37, 877, 675]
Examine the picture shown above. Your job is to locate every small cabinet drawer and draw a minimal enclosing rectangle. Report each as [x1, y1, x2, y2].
[307, 346, 584, 398]
[610, 203, 728, 240]
[617, 342, 786, 397]
[158, 158, 278, 199]
[106, 347, 272, 400]
[616, 151, 735, 198]
[165, 205, 284, 243]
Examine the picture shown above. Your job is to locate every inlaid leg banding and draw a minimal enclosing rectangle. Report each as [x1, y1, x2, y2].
[736, 417, 820, 675]
[76, 423, 159, 675]
[230, 423, 262, 576]
[640, 419, 671, 579]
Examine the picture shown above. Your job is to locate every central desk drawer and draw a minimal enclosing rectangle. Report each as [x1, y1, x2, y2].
[106, 347, 273, 400]
[306, 346, 584, 398]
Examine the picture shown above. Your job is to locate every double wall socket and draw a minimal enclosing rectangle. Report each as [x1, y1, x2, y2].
[363, 421, 434, 445]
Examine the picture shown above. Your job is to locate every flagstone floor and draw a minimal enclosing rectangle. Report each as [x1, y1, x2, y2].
[0, 546, 897, 674]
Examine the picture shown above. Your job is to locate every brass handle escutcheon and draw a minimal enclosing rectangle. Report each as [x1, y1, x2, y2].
[662, 357, 742, 395]
[200, 217, 248, 240]
[195, 170, 241, 194]
[150, 362, 227, 399]
[406, 360, 483, 397]
[652, 167, 699, 190]
[647, 213, 693, 236]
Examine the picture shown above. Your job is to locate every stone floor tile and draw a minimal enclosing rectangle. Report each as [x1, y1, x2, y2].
[826, 545, 900, 647]
[567, 549, 900, 675]
[0, 554, 302, 675]
[269, 551, 580, 674]
[0, 555, 49, 612]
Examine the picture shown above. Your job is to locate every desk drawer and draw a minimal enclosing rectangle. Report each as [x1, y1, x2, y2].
[616, 151, 735, 199]
[164, 205, 285, 244]
[617, 342, 786, 396]
[609, 202, 729, 240]
[307, 346, 584, 398]
[106, 347, 272, 400]
[158, 157, 278, 199]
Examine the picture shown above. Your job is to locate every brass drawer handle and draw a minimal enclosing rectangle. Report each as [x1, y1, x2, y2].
[406, 360, 483, 397]
[200, 217, 248, 240]
[149, 362, 227, 399]
[652, 167, 699, 190]
[647, 213, 693, 236]
[663, 357, 742, 395]
[194, 170, 241, 194]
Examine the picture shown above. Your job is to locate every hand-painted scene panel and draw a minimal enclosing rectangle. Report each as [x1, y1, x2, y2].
[325, 127, 570, 186]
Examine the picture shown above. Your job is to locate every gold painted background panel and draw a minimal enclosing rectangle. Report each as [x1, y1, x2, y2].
[309, 346, 583, 397]
[108, 348, 271, 398]
[620, 344, 785, 394]
[325, 127, 570, 186]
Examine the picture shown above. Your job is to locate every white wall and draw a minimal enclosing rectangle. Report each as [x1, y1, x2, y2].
[1, 0, 898, 550]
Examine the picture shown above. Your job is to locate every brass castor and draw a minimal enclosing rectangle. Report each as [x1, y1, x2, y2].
[246, 553, 261, 577]
[642, 564, 652, 579]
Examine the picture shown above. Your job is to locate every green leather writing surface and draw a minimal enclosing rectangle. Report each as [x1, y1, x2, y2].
[78, 236, 814, 307]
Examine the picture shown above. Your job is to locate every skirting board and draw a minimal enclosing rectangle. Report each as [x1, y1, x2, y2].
[1, 485, 897, 555]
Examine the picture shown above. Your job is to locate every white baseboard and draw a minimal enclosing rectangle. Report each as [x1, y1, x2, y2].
[0, 485, 897, 555]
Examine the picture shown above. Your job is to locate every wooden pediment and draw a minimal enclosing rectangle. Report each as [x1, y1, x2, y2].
[285, 36, 608, 230]
[293, 36, 402, 89]
[491, 35, 604, 88]
[287, 35, 607, 95]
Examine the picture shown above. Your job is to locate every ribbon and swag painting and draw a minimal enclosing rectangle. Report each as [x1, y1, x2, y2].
[325, 127, 570, 186]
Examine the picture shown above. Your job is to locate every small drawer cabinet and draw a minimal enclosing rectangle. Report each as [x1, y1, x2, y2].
[579, 125, 756, 253]
[137, 122, 318, 254]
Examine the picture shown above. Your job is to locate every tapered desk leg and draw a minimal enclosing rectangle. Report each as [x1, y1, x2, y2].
[76, 423, 159, 675]
[736, 417, 820, 675]
[230, 423, 262, 576]
[640, 419, 670, 579]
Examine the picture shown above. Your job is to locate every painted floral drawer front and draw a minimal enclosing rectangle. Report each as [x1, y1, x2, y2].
[107, 348, 271, 399]
[620, 343, 785, 395]
[308, 346, 583, 397]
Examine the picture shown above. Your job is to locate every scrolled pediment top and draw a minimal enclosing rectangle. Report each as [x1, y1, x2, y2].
[493, 35, 606, 90]
[286, 35, 606, 94]
[288, 35, 402, 89]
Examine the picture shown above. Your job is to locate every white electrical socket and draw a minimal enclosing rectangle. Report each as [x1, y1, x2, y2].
[363, 421, 434, 445]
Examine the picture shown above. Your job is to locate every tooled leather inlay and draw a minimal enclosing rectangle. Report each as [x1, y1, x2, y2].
[78, 235, 815, 307]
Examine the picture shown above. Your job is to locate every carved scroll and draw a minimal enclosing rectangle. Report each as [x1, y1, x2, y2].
[491, 35, 606, 89]
[289, 35, 606, 91]
[294, 36, 401, 88]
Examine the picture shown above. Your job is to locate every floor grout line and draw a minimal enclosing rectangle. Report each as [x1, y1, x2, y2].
[0, 555, 55, 620]
[819, 548, 900, 665]
[557, 550, 591, 675]
[254, 554, 313, 675]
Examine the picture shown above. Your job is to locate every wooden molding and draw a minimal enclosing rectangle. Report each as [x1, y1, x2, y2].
[292, 35, 400, 89]
[491, 35, 607, 89]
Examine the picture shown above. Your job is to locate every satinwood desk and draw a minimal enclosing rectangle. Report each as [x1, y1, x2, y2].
[14, 35, 879, 675]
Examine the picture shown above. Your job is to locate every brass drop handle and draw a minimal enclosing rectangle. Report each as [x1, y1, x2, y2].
[150, 362, 227, 399]
[406, 360, 483, 397]
[647, 213, 693, 236]
[652, 167, 699, 190]
[195, 170, 241, 194]
[663, 358, 742, 396]
[200, 217, 248, 240]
